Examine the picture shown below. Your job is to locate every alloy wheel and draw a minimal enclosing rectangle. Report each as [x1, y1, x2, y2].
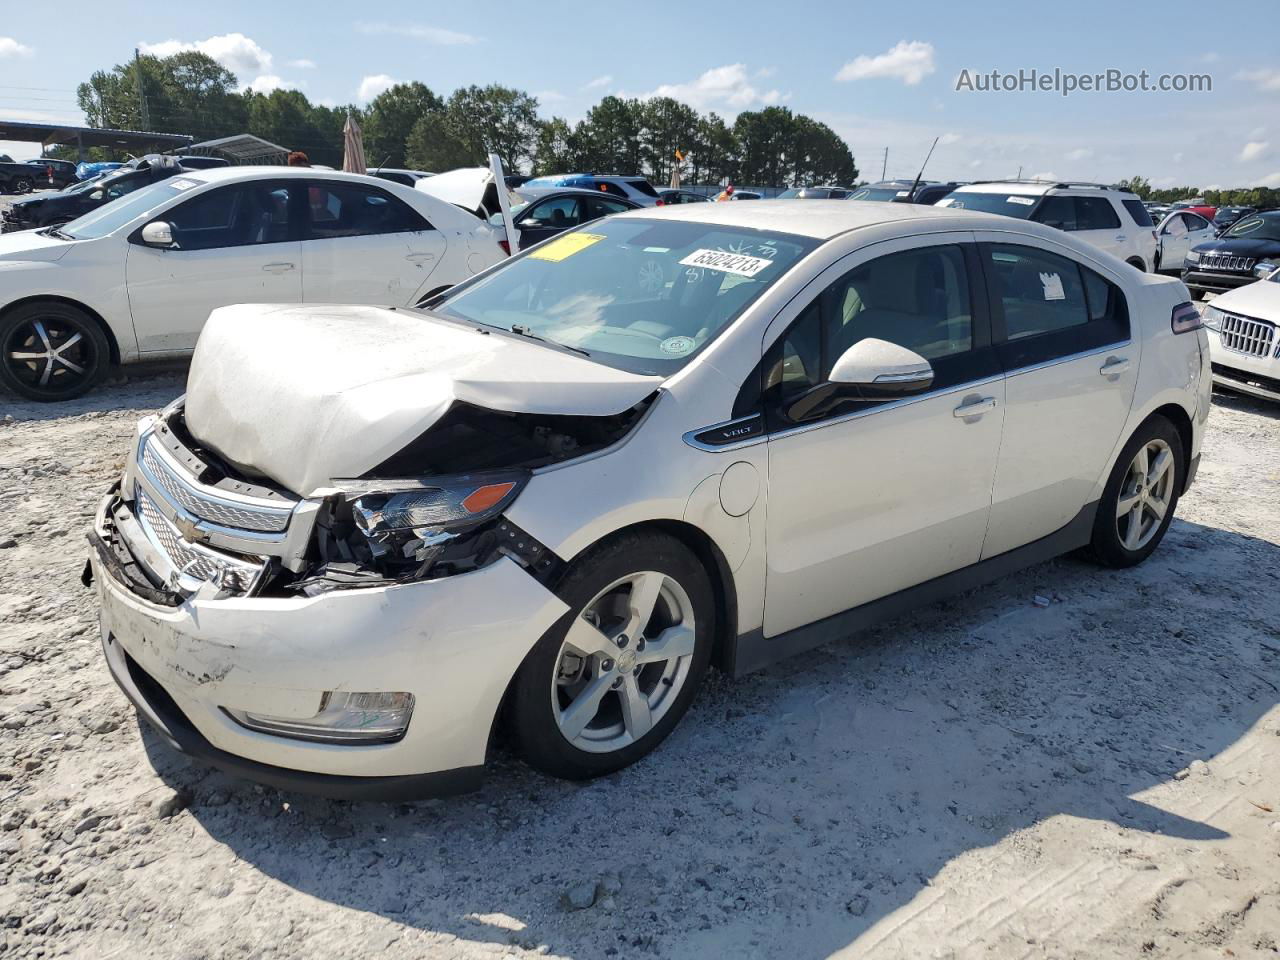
[551, 571, 697, 753]
[4, 314, 97, 396]
[1115, 438, 1175, 551]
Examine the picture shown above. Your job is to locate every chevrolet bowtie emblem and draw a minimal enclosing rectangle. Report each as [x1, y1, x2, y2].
[174, 515, 207, 544]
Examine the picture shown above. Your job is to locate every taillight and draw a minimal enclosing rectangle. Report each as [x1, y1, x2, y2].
[655, 198, 664, 206]
[1171, 301, 1202, 334]
[498, 239, 511, 256]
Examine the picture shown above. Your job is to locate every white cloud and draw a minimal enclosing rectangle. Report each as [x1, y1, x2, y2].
[640, 64, 783, 113]
[245, 75, 302, 94]
[140, 32, 273, 77]
[1259, 171, 1280, 187]
[287, 58, 316, 69]
[1029, 171, 1058, 181]
[357, 74, 397, 103]
[938, 132, 961, 145]
[535, 90, 567, 103]
[1173, 152, 1184, 163]
[357, 23, 479, 45]
[0, 37, 33, 58]
[585, 75, 613, 90]
[755, 66, 777, 79]
[1240, 140, 1269, 162]
[835, 41, 936, 86]
[1239, 68, 1280, 92]
[1067, 148, 1093, 161]
[1199, 51, 1220, 64]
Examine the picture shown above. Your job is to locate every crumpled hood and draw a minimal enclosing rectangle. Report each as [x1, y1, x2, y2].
[0, 229, 74, 264]
[184, 303, 663, 496]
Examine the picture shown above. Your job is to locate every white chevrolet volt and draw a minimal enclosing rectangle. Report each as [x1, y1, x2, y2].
[87, 201, 1212, 798]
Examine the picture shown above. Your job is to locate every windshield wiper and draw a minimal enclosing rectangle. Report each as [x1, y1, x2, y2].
[41, 227, 75, 241]
[508, 323, 591, 357]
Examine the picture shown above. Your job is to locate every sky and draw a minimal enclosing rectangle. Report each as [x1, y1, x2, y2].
[2, 0, 1277, 188]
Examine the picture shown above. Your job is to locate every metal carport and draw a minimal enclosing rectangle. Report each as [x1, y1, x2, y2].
[0, 119, 192, 159]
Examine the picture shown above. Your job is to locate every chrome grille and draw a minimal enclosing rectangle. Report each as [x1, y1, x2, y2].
[135, 488, 265, 592]
[1218, 313, 1277, 358]
[1199, 253, 1256, 273]
[140, 437, 291, 533]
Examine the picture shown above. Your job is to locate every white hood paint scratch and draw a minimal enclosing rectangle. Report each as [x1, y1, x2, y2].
[184, 304, 663, 496]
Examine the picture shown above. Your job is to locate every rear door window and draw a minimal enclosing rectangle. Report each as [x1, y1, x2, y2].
[305, 181, 432, 238]
[1075, 197, 1122, 230]
[1121, 199, 1154, 227]
[982, 243, 1129, 369]
[521, 195, 583, 228]
[1032, 196, 1077, 231]
[627, 179, 659, 198]
[587, 196, 632, 218]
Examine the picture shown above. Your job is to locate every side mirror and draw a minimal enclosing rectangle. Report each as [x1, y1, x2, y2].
[786, 338, 934, 421]
[139, 221, 175, 248]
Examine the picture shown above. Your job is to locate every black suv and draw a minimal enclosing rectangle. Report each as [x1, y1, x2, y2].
[1183, 210, 1280, 295]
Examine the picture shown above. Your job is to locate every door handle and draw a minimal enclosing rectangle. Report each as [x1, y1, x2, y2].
[262, 262, 295, 274]
[953, 396, 998, 418]
[405, 253, 436, 262]
[1099, 356, 1131, 377]
[1114, 235, 1127, 242]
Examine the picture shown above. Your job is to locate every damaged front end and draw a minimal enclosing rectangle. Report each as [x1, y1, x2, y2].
[91, 394, 651, 605]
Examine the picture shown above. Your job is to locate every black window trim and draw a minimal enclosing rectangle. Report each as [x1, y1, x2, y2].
[128, 178, 302, 250]
[731, 238, 1000, 435]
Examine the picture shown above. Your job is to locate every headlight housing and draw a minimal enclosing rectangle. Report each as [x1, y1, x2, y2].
[1253, 261, 1278, 279]
[1202, 305, 1224, 331]
[1184, 249, 1201, 266]
[295, 472, 533, 594]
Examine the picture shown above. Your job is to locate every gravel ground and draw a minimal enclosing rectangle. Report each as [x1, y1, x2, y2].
[1, 368, 1279, 960]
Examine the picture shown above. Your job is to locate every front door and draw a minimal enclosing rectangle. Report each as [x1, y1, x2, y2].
[125, 180, 301, 354]
[299, 179, 445, 305]
[974, 237, 1138, 558]
[761, 235, 1006, 637]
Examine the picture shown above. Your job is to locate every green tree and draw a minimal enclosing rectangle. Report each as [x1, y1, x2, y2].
[639, 97, 700, 185]
[575, 96, 644, 173]
[362, 82, 443, 169]
[1117, 175, 1153, 199]
[404, 113, 475, 171]
[533, 117, 577, 175]
[439, 84, 541, 171]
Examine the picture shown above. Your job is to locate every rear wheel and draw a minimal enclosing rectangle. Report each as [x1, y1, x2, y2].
[1087, 416, 1183, 567]
[510, 531, 714, 780]
[0, 301, 110, 401]
[10, 177, 33, 195]
[1125, 257, 1147, 272]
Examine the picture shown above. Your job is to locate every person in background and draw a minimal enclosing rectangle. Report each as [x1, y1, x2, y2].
[287, 151, 311, 167]
[716, 184, 735, 202]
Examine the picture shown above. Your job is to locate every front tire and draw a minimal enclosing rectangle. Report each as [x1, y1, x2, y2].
[0, 301, 110, 402]
[1087, 416, 1183, 567]
[510, 531, 714, 780]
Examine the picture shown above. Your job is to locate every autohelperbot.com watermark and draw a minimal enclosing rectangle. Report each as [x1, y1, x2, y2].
[955, 68, 1212, 97]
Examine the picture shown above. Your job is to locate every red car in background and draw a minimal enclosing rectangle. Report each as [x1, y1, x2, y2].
[1172, 199, 1217, 222]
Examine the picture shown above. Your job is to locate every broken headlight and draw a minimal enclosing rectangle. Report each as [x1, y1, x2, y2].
[294, 472, 530, 594]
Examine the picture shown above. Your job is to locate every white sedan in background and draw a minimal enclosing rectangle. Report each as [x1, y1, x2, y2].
[0, 166, 505, 401]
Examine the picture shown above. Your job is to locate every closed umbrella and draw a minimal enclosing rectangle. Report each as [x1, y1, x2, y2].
[342, 113, 366, 175]
[671, 148, 683, 189]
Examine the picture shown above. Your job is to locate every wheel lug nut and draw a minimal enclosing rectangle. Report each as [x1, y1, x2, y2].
[611, 677, 624, 689]
[615, 634, 629, 648]
[601, 658, 614, 672]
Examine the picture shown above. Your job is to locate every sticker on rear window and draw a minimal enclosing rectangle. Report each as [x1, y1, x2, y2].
[170, 178, 200, 191]
[528, 232, 605, 262]
[1007, 196, 1035, 206]
[678, 248, 773, 278]
[1040, 271, 1066, 301]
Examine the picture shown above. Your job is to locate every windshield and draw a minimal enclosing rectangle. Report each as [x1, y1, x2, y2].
[431, 218, 818, 375]
[1224, 214, 1280, 242]
[61, 177, 195, 240]
[937, 192, 1038, 218]
[848, 186, 910, 202]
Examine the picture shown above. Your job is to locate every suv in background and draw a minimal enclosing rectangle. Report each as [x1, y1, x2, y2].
[29, 158, 78, 189]
[2, 155, 190, 232]
[938, 181, 1158, 271]
[368, 167, 435, 188]
[777, 185, 853, 199]
[522, 173, 662, 206]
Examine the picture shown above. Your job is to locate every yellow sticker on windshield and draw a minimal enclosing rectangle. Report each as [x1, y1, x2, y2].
[528, 232, 605, 262]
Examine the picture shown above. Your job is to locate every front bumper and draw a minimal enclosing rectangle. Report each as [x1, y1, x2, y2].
[1181, 268, 1258, 294]
[1206, 329, 1280, 404]
[89, 495, 569, 798]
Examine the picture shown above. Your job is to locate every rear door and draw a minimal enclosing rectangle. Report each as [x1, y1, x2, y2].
[299, 179, 445, 305]
[1073, 196, 1127, 259]
[975, 237, 1137, 557]
[125, 180, 302, 353]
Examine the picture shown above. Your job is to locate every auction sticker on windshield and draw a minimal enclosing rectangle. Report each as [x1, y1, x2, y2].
[678, 248, 773, 278]
[529, 232, 605, 262]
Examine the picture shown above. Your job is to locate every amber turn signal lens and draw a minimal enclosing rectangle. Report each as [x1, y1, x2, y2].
[461, 482, 517, 514]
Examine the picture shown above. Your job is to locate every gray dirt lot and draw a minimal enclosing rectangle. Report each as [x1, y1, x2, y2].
[1, 371, 1278, 960]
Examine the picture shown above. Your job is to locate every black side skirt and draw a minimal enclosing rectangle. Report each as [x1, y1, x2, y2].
[726, 501, 1098, 678]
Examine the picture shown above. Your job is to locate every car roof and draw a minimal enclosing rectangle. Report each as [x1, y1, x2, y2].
[515, 186, 632, 201]
[609, 198, 1024, 240]
[163, 165, 411, 189]
[954, 181, 1138, 199]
